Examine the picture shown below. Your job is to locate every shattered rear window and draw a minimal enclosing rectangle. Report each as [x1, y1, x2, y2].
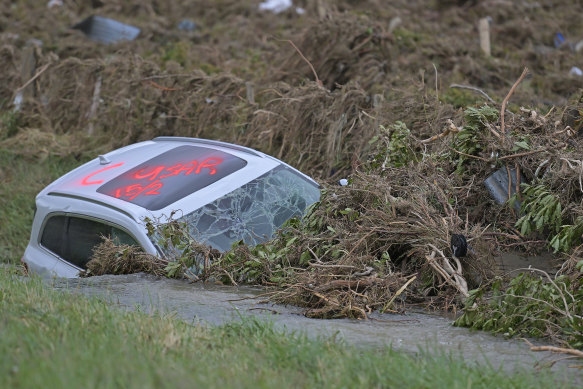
[97, 145, 247, 210]
[179, 165, 320, 251]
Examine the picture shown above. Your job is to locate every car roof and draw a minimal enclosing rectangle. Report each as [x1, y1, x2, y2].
[39, 137, 285, 222]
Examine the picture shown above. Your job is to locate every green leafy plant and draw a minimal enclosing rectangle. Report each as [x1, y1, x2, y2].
[368, 121, 419, 170]
[550, 218, 583, 253]
[455, 273, 583, 348]
[514, 182, 562, 236]
[451, 105, 498, 170]
[145, 217, 219, 278]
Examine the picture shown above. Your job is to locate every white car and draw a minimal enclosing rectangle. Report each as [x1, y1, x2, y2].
[23, 137, 320, 277]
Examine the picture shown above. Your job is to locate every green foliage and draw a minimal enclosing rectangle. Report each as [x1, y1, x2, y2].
[440, 88, 480, 108]
[511, 182, 583, 253]
[455, 273, 583, 348]
[550, 218, 583, 253]
[0, 110, 19, 140]
[368, 121, 418, 171]
[514, 182, 562, 237]
[451, 105, 498, 170]
[511, 136, 531, 152]
[145, 217, 219, 278]
[161, 41, 191, 67]
[218, 239, 292, 284]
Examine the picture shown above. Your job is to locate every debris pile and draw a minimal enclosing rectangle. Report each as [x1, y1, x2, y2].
[82, 238, 165, 277]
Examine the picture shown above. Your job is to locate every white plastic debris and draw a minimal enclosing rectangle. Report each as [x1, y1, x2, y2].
[12, 92, 23, 112]
[339, 179, 348, 186]
[258, 0, 292, 14]
[569, 66, 583, 77]
[47, 0, 63, 8]
[388, 17, 402, 33]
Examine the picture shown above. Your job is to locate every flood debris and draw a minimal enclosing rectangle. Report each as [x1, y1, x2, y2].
[82, 238, 166, 277]
[484, 167, 525, 209]
[258, 0, 293, 14]
[177, 19, 196, 32]
[47, 0, 62, 8]
[450, 234, 468, 258]
[72, 16, 140, 44]
[569, 66, 583, 77]
[455, 266, 583, 349]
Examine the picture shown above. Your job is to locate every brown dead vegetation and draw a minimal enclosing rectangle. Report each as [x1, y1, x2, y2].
[82, 238, 165, 277]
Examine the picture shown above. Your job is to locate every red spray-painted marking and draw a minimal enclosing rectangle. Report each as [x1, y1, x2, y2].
[81, 163, 125, 186]
[132, 158, 222, 182]
[107, 157, 224, 202]
[134, 166, 165, 181]
[195, 158, 221, 175]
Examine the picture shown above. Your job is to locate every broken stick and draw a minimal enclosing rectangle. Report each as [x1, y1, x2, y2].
[501, 67, 529, 135]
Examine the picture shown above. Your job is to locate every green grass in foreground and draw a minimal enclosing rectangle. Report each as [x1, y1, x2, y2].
[0, 151, 87, 263]
[0, 267, 576, 389]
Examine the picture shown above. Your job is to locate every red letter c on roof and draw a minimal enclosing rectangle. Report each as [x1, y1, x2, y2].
[81, 163, 124, 186]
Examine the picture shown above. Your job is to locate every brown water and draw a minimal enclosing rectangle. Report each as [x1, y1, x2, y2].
[49, 272, 581, 381]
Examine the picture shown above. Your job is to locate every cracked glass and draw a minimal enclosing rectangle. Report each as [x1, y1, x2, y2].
[178, 165, 320, 251]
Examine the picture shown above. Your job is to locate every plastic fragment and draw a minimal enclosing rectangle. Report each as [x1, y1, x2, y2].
[177, 19, 196, 31]
[47, 0, 62, 8]
[484, 167, 525, 211]
[554, 32, 566, 48]
[258, 0, 292, 14]
[569, 66, 583, 77]
[72, 16, 140, 44]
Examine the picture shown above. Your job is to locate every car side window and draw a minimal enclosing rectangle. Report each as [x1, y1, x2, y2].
[66, 217, 112, 269]
[40, 215, 138, 269]
[40, 215, 67, 259]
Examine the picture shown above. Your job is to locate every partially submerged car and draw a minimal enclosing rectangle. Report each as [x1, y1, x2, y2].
[23, 137, 320, 277]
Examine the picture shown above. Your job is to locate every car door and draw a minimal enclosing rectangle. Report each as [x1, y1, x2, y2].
[40, 214, 140, 270]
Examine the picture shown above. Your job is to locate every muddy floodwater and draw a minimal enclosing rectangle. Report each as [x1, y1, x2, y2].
[49, 273, 579, 380]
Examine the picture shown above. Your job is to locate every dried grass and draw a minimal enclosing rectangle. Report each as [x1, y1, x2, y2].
[82, 238, 166, 277]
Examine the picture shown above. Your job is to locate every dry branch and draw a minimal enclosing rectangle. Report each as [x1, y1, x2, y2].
[530, 346, 583, 358]
[420, 119, 460, 144]
[14, 62, 50, 96]
[449, 84, 495, 103]
[501, 67, 529, 134]
[279, 39, 323, 88]
[426, 244, 469, 298]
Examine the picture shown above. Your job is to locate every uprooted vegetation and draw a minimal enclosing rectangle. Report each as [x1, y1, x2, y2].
[455, 266, 583, 349]
[87, 102, 583, 328]
[3, 0, 583, 347]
